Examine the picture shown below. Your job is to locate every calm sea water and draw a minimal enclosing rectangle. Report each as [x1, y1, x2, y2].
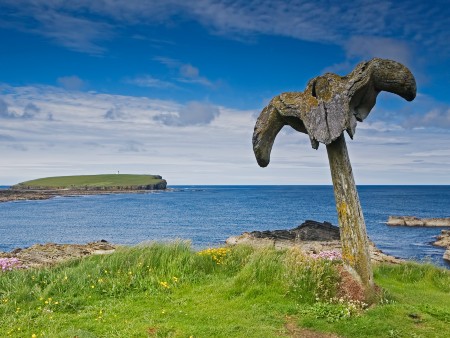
[0, 185, 449, 268]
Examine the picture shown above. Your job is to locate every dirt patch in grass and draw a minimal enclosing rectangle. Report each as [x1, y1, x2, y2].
[284, 317, 340, 338]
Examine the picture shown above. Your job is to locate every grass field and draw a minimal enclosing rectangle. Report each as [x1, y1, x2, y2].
[12, 174, 165, 190]
[1, 243, 449, 337]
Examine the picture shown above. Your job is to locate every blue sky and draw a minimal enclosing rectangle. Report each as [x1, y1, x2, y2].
[1, 0, 449, 185]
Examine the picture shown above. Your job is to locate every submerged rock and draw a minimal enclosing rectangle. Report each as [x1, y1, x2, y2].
[387, 216, 450, 227]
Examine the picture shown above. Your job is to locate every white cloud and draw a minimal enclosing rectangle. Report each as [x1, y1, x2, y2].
[104, 106, 127, 120]
[0, 98, 16, 118]
[1, 83, 449, 185]
[1, 1, 448, 60]
[177, 64, 212, 86]
[403, 107, 450, 129]
[154, 101, 220, 126]
[345, 36, 413, 66]
[22, 103, 40, 119]
[57, 76, 85, 90]
[126, 75, 176, 89]
[154, 57, 214, 87]
[0, 98, 42, 119]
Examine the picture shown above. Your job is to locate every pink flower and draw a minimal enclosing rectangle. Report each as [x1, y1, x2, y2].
[0, 257, 27, 271]
[310, 250, 342, 261]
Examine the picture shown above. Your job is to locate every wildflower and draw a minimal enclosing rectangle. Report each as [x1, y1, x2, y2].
[0, 257, 27, 271]
[198, 247, 230, 265]
[32, 334, 37, 338]
[310, 250, 342, 261]
[159, 281, 170, 289]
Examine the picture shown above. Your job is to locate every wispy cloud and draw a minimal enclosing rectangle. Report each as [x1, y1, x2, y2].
[0, 98, 16, 119]
[23, 103, 40, 119]
[57, 76, 85, 91]
[154, 101, 220, 126]
[0, 98, 41, 119]
[403, 107, 450, 129]
[1, 83, 449, 185]
[1, 1, 448, 59]
[0, 2, 113, 54]
[125, 75, 176, 89]
[154, 57, 214, 87]
[104, 106, 127, 120]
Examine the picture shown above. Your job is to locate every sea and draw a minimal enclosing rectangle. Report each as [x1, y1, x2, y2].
[0, 185, 449, 268]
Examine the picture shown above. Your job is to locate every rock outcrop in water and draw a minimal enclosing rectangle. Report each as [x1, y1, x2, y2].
[226, 220, 401, 264]
[387, 216, 450, 227]
[433, 230, 450, 262]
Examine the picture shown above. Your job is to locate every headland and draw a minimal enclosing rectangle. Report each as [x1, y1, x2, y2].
[0, 174, 167, 203]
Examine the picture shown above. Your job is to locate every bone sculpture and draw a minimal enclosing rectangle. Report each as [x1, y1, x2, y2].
[253, 58, 416, 299]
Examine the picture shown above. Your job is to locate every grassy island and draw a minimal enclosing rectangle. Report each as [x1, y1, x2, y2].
[11, 174, 167, 191]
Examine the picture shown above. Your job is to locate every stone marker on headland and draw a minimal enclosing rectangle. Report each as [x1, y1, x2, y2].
[387, 216, 450, 227]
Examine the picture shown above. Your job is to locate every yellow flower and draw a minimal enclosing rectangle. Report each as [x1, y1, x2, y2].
[31, 334, 37, 338]
[159, 281, 170, 289]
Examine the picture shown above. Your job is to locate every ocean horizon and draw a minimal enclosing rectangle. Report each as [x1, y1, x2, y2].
[1, 185, 449, 268]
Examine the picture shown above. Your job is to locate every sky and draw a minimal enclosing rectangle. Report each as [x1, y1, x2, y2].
[1, 0, 449, 185]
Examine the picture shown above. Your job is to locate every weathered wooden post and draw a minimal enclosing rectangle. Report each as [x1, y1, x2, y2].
[252, 58, 416, 299]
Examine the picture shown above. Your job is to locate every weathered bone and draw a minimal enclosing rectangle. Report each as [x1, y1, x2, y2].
[253, 58, 416, 167]
[252, 58, 416, 301]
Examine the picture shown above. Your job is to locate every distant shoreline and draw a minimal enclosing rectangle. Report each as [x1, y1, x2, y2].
[0, 189, 167, 203]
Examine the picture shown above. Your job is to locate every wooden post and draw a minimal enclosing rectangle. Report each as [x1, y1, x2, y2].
[326, 134, 374, 298]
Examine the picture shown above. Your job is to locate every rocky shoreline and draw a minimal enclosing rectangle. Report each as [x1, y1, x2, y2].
[4, 221, 447, 270]
[226, 220, 403, 265]
[387, 216, 450, 227]
[0, 188, 167, 203]
[0, 240, 117, 268]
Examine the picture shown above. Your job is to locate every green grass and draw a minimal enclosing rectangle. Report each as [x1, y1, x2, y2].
[1, 243, 449, 337]
[12, 174, 165, 190]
